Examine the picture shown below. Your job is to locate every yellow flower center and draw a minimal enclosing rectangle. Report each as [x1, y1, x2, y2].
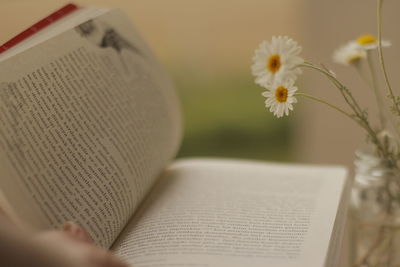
[275, 86, 288, 103]
[267, 54, 281, 73]
[347, 55, 362, 63]
[357, 34, 377, 45]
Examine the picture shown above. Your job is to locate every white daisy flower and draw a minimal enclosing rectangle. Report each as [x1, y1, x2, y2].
[354, 34, 391, 50]
[333, 41, 366, 65]
[251, 36, 304, 88]
[262, 79, 298, 118]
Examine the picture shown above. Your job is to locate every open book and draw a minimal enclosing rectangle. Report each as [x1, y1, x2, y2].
[0, 4, 350, 267]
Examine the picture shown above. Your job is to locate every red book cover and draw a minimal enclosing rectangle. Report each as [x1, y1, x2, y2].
[0, 3, 80, 54]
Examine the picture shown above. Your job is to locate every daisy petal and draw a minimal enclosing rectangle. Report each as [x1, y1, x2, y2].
[251, 36, 304, 87]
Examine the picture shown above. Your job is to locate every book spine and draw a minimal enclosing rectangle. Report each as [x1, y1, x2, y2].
[0, 3, 79, 54]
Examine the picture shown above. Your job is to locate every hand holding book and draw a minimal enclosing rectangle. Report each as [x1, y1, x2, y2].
[0, 213, 128, 267]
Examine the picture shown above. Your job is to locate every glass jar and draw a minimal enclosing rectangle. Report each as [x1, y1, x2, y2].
[351, 148, 400, 267]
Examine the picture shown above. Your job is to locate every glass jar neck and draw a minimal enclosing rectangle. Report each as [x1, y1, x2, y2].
[354, 148, 394, 186]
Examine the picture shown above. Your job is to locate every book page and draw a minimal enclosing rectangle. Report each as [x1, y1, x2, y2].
[112, 159, 348, 267]
[0, 9, 181, 248]
[324, 176, 351, 267]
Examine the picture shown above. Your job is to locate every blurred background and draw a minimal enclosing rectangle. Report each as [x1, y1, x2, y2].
[3, 1, 400, 266]
[1, 0, 400, 168]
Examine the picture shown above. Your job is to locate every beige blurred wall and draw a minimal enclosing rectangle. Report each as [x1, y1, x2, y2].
[0, 0, 305, 73]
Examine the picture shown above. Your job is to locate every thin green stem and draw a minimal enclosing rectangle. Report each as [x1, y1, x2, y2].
[295, 93, 354, 120]
[377, 0, 400, 114]
[366, 51, 386, 128]
[302, 62, 336, 79]
[301, 62, 365, 116]
[300, 62, 390, 161]
[296, 92, 380, 142]
[353, 64, 369, 84]
[361, 55, 400, 139]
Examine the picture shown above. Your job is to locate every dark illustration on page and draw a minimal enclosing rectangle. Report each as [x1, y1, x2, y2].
[75, 20, 141, 55]
[75, 20, 144, 73]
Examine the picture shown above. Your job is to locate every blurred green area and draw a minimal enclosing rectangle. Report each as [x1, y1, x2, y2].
[170, 68, 295, 162]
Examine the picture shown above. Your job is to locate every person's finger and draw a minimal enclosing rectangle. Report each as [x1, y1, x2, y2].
[92, 248, 129, 267]
[103, 256, 130, 267]
[62, 221, 92, 243]
[62, 221, 79, 233]
[110, 257, 130, 267]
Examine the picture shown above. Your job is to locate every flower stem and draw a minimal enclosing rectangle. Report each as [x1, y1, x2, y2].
[366, 51, 386, 129]
[300, 62, 396, 164]
[295, 93, 354, 120]
[377, 0, 400, 114]
[301, 62, 365, 117]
